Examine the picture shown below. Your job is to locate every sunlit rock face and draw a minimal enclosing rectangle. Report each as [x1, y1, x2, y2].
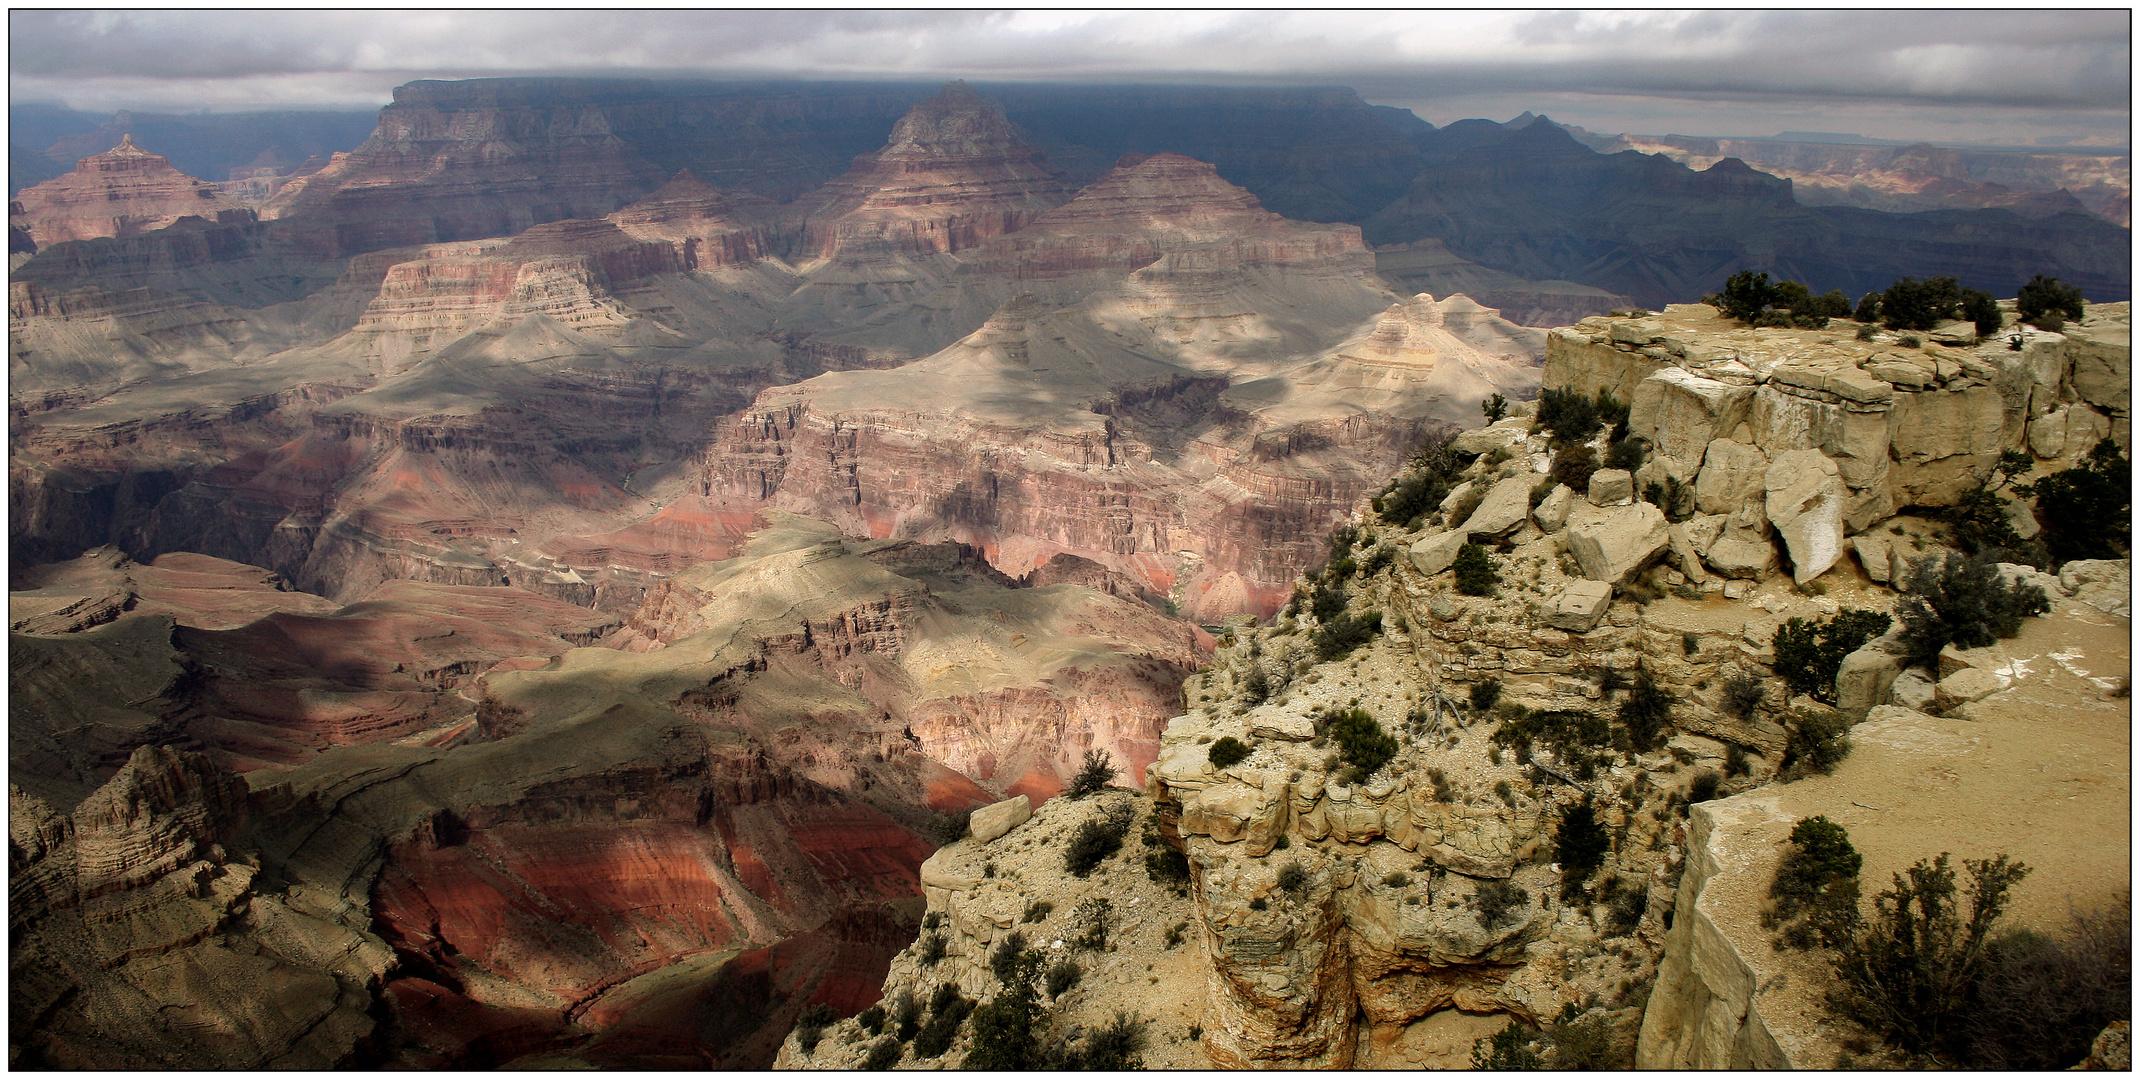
[10, 135, 249, 249]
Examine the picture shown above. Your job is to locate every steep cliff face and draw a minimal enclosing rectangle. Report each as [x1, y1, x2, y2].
[9, 135, 245, 248]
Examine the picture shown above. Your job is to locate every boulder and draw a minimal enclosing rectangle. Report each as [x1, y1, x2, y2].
[1703, 536, 1777, 580]
[1409, 530, 1467, 577]
[1849, 532, 1895, 584]
[1531, 484, 1573, 532]
[1693, 438, 1769, 515]
[2028, 405, 2074, 459]
[920, 849, 978, 891]
[1628, 368, 1755, 465]
[1546, 580, 1614, 632]
[1934, 668, 2006, 711]
[1764, 449, 1847, 583]
[1566, 502, 1670, 584]
[1889, 667, 1938, 712]
[2002, 495, 2040, 540]
[1666, 524, 1712, 583]
[1995, 561, 2060, 600]
[1451, 418, 1533, 455]
[1464, 476, 1536, 539]
[969, 794, 1033, 843]
[2059, 559, 2132, 617]
[1587, 469, 1634, 507]
[1439, 481, 1475, 517]
[1835, 647, 1905, 724]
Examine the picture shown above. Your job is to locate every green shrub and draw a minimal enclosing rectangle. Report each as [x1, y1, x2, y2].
[1163, 922, 1189, 949]
[1828, 852, 2030, 1059]
[2016, 274, 2085, 327]
[1072, 896, 1113, 951]
[1549, 443, 1600, 491]
[1495, 779, 1517, 806]
[1781, 708, 1851, 777]
[1853, 291, 1881, 323]
[1687, 769, 1721, 803]
[964, 947, 1044, 1070]
[1277, 861, 1309, 894]
[1880, 275, 1962, 331]
[1554, 796, 1611, 880]
[857, 1004, 887, 1035]
[914, 987, 974, 1058]
[892, 989, 923, 1042]
[1470, 1016, 1546, 1069]
[2023, 437, 2130, 566]
[1064, 1010, 1149, 1070]
[1474, 879, 1529, 930]
[1453, 543, 1498, 597]
[1616, 669, 1672, 751]
[1065, 748, 1118, 798]
[1961, 903, 2131, 1069]
[1326, 706, 1398, 778]
[1771, 608, 1892, 704]
[1063, 803, 1136, 877]
[989, 932, 1034, 987]
[1481, 393, 1509, 424]
[1604, 435, 1645, 472]
[1770, 816, 1862, 949]
[1380, 467, 1452, 527]
[1144, 845, 1191, 891]
[1725, 743, 1750, 777]
[1359, 544, 1397, 577]
[1383, 871, 1412, 888]
[1308, 581, 1348, 622]
[918, 931, 948, 967]
[1313, 610, 1382, 660]
[1960, 287, 2002, 337]
[1470, 677, 1502, 713]
[1240, 665, 1272, 705]
[1893, 551, 2049, 670]
[925, 809, 971, 846]
[1021, 900, 1053, 924]
[1529, 479, 1557, 508]
[863, 1038, 902, 1070]
[1045, 958, 1083, 998]
[1722, 671, 1766, 719]
[794, 1002, 838, 1055]
[1206, 736, 1251, 769]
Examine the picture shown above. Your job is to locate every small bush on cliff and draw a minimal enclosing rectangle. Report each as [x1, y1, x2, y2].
[1445, 486, 1487, 530]
[1313, 609, 1383, 660]
[1065, 748, 1118, 798]
[2016, 274, 2086, 327]
[1880, 275, 1963, 331]
[1359, 543, 1397, 577]
[2021, 437, 2130, 566]
[1828, 852, 2030, 1061]
[1771, 608, 1892, 704]
[857, 1004, 887, 1035]
[892, 989, 924, 1042]
[1277, 861, 1310, 895]
[1960, 287, 2003, 337]
[1045, 958, 1082, 998]
[965, 947, 1044, 1070]
[1780, 708, 1851, 779]
[1326, 706, 1398, 779]
[1554, 796, 1611, 886]
[793, 1002, 838, 1055]
[1615, 669, 1672, 752]
[1769, 816, 1862, 950]
[914, 985, 975, 1058]
[1470, 1017, 1546, 1069]
[1687, 769, 1722, 804]
[1072, 896, 1113, 951]
[1854, 291, 1882, 323]
[1063, 802, 1136, 877]
[1482, 393, 1510, 424]
[1604, 434, 1646, 473]
[1145, 845, 1191, 893]
[918, 931, 948, 967]
[1207, 736, 1252, 769]
[863, 1038, 903, 1070]
[1961, 901, 2131, 1069]
[1453, 543, 1498, 597]
[1722, 671, 1765, 719]
[1549, 443, 1600, 492]
[1308, 580, 1348, 622]
[1475, 880, 1530, 930]
[925, 809, 971, 846]
[1536, 386, 1628, 447]
[1893, 551, 2048, 670]
[1470, 677, 1502, 713]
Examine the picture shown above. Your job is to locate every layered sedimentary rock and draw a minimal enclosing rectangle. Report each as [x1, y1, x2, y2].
[791, 81, 1074, 262]
[1374, 238, 1636, 327]
[9, 135, 246, 249]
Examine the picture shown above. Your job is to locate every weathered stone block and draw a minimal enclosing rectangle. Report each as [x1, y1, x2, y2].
[1532, 484, 1573, 532]
[1546, 580, 1613, 632]
[969, 795, 1033, 844]
[1566, 502, 1670, 584]
[1409, 530, 1466, 577]
[1693, 438, 1768, 516]
[1764, 449, 1846, 583]
[1587, 469, 1634, 507]
[1465, 476, 1536, 538]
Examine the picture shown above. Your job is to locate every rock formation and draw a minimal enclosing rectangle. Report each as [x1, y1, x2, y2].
[9, 135, 247, 249]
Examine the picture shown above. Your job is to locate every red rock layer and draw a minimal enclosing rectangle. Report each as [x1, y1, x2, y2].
[9, 136, 244, 248]
[606, 170, 775, 269]
[795, 81, 1074, 260]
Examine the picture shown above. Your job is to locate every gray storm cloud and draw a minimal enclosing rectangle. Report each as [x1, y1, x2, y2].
[8, 9, 2128, 143]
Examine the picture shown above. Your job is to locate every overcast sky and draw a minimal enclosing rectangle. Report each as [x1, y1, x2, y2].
[10, 9, 2131, 146]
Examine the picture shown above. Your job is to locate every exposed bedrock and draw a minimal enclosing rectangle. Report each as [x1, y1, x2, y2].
[9, 135, 246, 248]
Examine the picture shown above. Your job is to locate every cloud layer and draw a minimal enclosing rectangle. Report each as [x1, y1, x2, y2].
[10, 10, 2129, 144]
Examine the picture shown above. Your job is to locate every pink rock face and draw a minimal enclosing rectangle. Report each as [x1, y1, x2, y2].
[794, 81, 1075, 260]
[10, 136, 246, 248]
[607, 170, 776, 269]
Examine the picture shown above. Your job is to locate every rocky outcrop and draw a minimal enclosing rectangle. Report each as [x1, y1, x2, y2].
[10, 135, 245, 248]
[1544, 301, 2131, 582]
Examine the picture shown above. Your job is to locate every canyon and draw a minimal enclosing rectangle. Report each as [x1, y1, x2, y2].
[9, 72, 2131, 1068]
